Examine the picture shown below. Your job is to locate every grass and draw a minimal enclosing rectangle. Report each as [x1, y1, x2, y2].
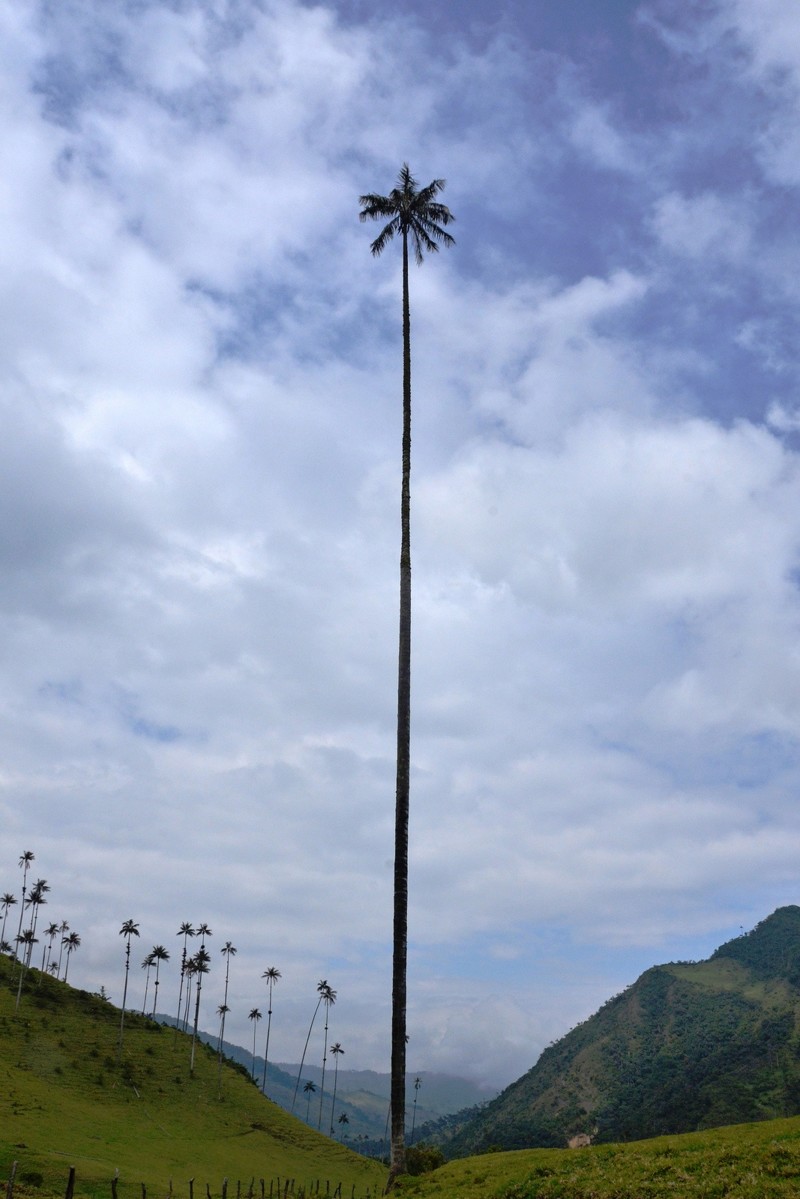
[395, 1117, 800, 1198]
[0, 955, 386, 1199]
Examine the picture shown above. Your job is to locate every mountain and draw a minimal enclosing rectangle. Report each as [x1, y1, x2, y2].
[442, 906, 800, 1155]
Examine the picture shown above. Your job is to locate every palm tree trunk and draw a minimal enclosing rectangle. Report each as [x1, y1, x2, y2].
[389, 227, 412, 1185]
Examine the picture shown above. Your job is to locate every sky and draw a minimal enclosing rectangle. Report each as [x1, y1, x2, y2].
[2, 0, 800, 1092]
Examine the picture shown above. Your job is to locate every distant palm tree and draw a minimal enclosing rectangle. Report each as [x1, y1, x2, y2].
[13, 851, 34, 962]
[261, 966, 281, 1095]
[117, 919, 140, 1060]
[141, 951, 155, 1014]
[55, 920, 70, 979]
[303, 1079, 317, 1123]
[15, 928, 38, 1008]
[1, 893, 17, 951]
[175, 922, 195, 1038]
[41, 922, 59, 973]
[218, 941, 237, 1064]
[248, 1008, 262, 1078]
[338, 1111, 350, 1140]
[410, 1076, 421, 1143]
[329, 1042, 345, 1136]
[24, 879, 49, 966]
[189, 947, 211, 1077]
[182, 957, 197, 1031]
[317, 985, 337, 1130]
[216, 1002, 231, 1092]
[292, 979, 335, 1113]
[196, 922, 212, 951]
[360, 164, 454, 1185]
[150, 945, 169, 1017]
[62, 932, 81, 982]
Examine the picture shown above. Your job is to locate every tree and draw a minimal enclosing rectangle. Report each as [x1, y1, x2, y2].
[218, 941, 236, 1065]
[62, 932, 81, 982]
[261, 966, 281, 1096]
[13, 851, 34, 962]
[359, 164, 455, 1183]
[117, 919, 140, 1060]
[41, 922, 59, 973]
[248, 1007, 262, 1079]
[338, 1111, 350, 1140]
[55, 920, 70, 979]
[175, 922, 195, 1038]
[329, 1042, 345, 1136]
[410, 1076, 421, 1143]
[317, 985, 337, 1130]
[303, 1079, 317, 1123]
[150, 945, 169, 1017]
[1, 893, 17, 951]
[14, 928, 37, 1009]
[292, 979, 335, 1113]
[24, 879, 49, 966]
[189, 947, 211, 1076]
[141, 951, 155, 1014]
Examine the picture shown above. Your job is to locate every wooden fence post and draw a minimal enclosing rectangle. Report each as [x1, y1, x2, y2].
[65, 1168, 76, 1199]
[6, 1160, 17, 1199]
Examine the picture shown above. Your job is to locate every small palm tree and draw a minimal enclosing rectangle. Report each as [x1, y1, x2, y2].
[41, 922, 59, 973]
[174, 922, 195, 1039]
[360, 164, 454, 1185]
[303, 1079, 317, 1123]
[117, 919, 140, 1060]
[410, 1076, 421, 1143]
[1, 893, 17, 952]
[182, 957, 197, 1031]
[317, 985, 337, 1130]
[292, 979, 334, 1113]
[14, 928, 37, 1008]
[55, 920, 70, 979]
[189, 947, 211, 1076]
[24, 879, 49, 966]
[218, 941, 236, 1064]
[62, 932, 81, 982]
[261, 966, 281, 1095]
[149, 945, 169, 1017]
[248, 1007, 262, 1078]
[13, 851, 34, 962]
[141, 951, 155, 1014]
[338, 1111, 350, 1140]
[329, 1042, 345, 1136]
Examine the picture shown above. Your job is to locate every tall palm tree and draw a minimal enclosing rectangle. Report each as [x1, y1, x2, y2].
[189, 947, 211, 1076]
[261, 966, 281, 1095]
[218, 941, 236, 1064]
[1, 893, 17, 950]
[317, 985, 337, 1130]
[359, 164, 455, 1183]
[329, 1042, 344, 1136]
[117, 919, 140, 1060]
[196, 922, 212, 951]
[303, 1079, 316, 1123]
[182, 957, 197, 1031]
[174, 922, 195, 1039]
[150, 945, 169, 1017]
[292, 979, 335, 1113]
[248, 1007, 262, 1079]
[13, 851, 34, 962]
[62, 932, 81, 983]
[216, 1002, 231, 1092]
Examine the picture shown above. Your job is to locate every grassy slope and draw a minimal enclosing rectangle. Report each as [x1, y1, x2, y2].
[0, 957, 386, 1199]
[396, 1117, 800, 1199]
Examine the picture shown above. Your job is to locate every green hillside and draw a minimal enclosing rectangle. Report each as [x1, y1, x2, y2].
[0, 954, 386, 1199]
[443, 906, 800, 1154]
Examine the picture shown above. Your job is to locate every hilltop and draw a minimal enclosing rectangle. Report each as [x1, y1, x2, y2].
[0, 953, 386, 1199]
[442, 906, 800, 1154]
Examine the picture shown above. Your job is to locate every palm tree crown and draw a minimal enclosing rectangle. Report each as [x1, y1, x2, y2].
[359, 163, 455, 264]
